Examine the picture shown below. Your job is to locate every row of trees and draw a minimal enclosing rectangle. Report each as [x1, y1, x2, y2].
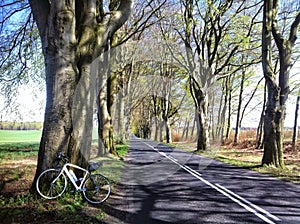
[108, 0, 299, 167]
[0, 121, 43, 130]
[0, 0, 299, 190]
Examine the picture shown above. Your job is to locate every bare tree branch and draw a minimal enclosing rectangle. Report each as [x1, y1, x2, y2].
[289, 11, 300, 45]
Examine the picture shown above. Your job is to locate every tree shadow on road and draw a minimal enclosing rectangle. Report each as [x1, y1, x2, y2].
[102, 184, 174, 224]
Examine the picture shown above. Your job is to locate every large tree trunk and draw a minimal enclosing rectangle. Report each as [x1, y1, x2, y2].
[154, 116, 159, 141]
[117, 90, 126, 143]
[29, 0, 133, 190]
[70, 63, 96, 165]
[32, 1, 96, 187]
[217, 80, 228, 144]
[261, 0, 283, 167]
[116, 62, 133, 142]
[96, 51, 116, 156]
[36, 39, 78, 173]
[163, 116, 172, 143]
[185, 119, 190, 140]
[191, 117, 196, 140]
[225, 87, 232, 141]
[188, 74, 210, 151]
[162, 96, 172, 143]
[152, 96, 160, 141]
[261, 0, 299, 167]
[195, 90, 210, 151]
[261, 83, 284, 167]
[106, 46, 118, 154]
[97, 75, 111, 156]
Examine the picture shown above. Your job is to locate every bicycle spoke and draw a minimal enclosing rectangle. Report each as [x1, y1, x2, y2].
[36, 169, 67, 199]
[82, 174, 111, 204]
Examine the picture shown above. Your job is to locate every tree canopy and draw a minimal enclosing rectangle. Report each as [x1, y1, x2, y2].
[0, 0, 299, 177]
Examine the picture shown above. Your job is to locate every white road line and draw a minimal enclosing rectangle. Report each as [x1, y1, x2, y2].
[152, 146, 201, 177]
[215, 184, 281, 221]
[141, 141, 280, 224]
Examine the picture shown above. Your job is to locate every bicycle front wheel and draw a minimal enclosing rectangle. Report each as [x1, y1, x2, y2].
[82, 174, 111, 204]
[36, 169, 67, 199]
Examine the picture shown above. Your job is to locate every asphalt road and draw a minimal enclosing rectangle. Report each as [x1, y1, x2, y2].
[105, 137, 300, 224]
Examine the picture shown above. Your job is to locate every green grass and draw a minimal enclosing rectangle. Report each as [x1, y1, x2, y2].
[173, 142, 300, 183]
[215, 152, 300, 183]
[0, 130, 42, 143]
[213, 155, 258, 167]
[0, 142, 40, 150]
[116, 144, 128, 157]
[204, 148, 300, 183]
[91, 144, 128, 185]
[0, 142, 39, 162]
[0, 192, 105, 223]
[0, 139, 128, 223]
[0, 129, 100, 143]
[0, 131, 40, 162]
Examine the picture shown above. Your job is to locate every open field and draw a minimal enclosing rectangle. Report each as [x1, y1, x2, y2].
[0, 130, 42, 143]
[0, 129, 100, 142]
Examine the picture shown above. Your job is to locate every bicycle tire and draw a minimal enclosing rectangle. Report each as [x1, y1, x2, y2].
[36, 169, 67, 199]
[82, 174, 111, 204]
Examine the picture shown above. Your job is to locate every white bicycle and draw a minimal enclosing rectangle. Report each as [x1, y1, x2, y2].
[36, 152, 111, 204]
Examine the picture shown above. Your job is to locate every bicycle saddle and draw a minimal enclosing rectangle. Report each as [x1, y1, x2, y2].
[88, 161, 103, 172]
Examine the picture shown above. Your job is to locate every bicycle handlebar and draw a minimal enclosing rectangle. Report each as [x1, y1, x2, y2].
[56, 152, 69, 163]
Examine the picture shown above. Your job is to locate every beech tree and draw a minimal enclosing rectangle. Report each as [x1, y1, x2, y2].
[261, 0, 300, 167]
[173, 0, 262, 151]
[96, 0, 167, 155]
[28, 0, 133, 189]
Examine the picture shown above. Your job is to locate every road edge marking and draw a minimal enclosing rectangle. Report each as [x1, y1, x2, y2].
[141, 140, 280, 224]
[215, 183, 281, 221]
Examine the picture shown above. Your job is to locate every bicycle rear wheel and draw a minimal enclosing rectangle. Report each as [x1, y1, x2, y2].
[36, 169, 67, 199]
[82, 174, 111, 204]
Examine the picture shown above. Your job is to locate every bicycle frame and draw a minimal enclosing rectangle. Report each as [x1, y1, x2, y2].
[58, 163, 89, 192]
[37, 155, 111, 204]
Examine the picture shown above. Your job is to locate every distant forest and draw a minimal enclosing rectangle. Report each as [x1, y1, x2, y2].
[0, 121, 43, 130]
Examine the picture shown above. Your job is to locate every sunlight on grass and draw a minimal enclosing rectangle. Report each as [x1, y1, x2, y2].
[90, 144, 128, 185]
[0, 130, 42, 143]
[116, 144, 128, 157]
[173, 141, 300, 184]
[211, 148, 300, 183]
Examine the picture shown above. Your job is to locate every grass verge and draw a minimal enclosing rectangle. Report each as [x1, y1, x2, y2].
[211, 147, 300, 183]
[89, 144, 128, 185]
[173, 141, 300, 184]
[0, 142, 129, 223]
[0, 192, 105, 223]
